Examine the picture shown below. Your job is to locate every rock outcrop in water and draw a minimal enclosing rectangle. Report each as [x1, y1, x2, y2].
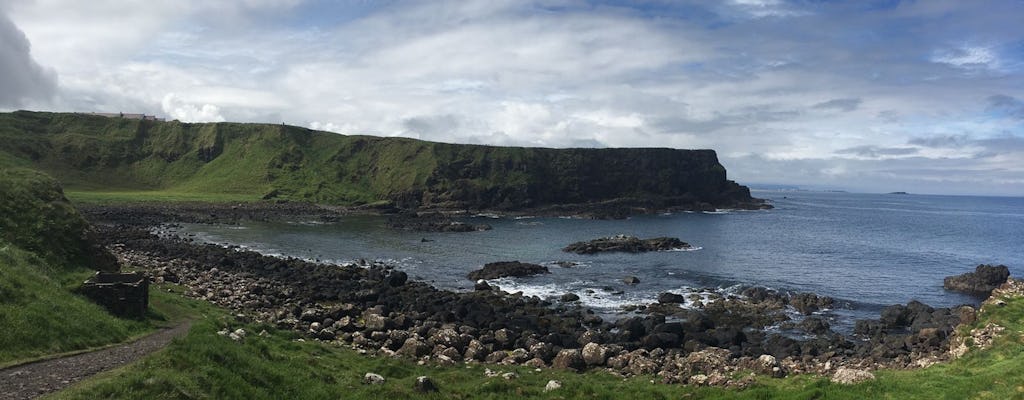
[944, 264, 1010, 295]
[563, 235, 692, 254]
[466, 261, 550, 280]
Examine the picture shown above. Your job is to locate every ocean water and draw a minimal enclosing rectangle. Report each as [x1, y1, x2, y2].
[173, 191, 1024, 329]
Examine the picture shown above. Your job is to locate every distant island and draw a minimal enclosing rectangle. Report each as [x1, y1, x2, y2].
[888, 191, 910, 195]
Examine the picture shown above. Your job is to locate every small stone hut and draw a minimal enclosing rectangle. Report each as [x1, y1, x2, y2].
[78, 272, 149, 319]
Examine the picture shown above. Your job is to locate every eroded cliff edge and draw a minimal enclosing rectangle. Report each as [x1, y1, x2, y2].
[0, 110, 766, 212]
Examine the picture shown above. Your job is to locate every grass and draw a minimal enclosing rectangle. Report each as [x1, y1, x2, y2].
[0, 240, 195, 367]
[65, 190, 260, 204]
[43, 283, 1024, 399]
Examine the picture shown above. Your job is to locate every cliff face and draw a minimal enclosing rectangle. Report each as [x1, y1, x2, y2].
[0, 111, 763, 211]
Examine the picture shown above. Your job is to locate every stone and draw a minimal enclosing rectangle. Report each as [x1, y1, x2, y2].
[552, 349, 585, 371]
[944, 264, 1011, 295]
[582, 342, 608, 366]
[363, 372, 385, 385]
[831, 367, 875, 384]
[561, 293, 581, 302]
[414, 376, 438, 392]
[544, 380, 563, 392]
[623, 276, 641, 285]
[657, 292, 686, 304]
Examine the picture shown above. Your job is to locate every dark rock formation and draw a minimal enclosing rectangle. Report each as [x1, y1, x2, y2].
[466, 261, 549, 281]
[563, 235, 692, 254]
[387, 212, 491, 232]
[944, 264, 1010, 295]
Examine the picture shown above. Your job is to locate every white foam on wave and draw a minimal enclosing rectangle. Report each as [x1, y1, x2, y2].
[666, 246, 703, 252]
[702, 210, 731, 215]
[488, 278, 648, 311]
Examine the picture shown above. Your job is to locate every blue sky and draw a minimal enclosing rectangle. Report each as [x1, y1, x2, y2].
[1, 0, 1022, 196]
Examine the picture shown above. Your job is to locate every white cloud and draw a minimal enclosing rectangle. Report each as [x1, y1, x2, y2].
[161, 93, 225, 122]
[3, 0, 1024, 195]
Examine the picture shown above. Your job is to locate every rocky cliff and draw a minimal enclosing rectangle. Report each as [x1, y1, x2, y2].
[0, 110, 765, 211]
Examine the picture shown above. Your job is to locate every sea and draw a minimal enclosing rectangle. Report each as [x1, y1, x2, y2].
[171, 190, 1024, 332]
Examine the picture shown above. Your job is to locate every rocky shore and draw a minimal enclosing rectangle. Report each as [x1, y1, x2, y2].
[84, 205, 982, 387]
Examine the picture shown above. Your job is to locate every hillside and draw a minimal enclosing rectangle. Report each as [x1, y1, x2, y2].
[0, 168, 151, 364]
[0, 111, 762, 210]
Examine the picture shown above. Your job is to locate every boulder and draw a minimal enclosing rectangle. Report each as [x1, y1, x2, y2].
[582, 342, 608, 366]
[623, 276, 641, 285]
[466, 261, 549, 280]
[414, 376, 438, 392]
[831, 367, 875, 384]
[552, 349, 585, 371]
[944, 264, 1010, 295]
[363, 372, 385, 385]
[561, 293, 581, 302]
[544, 380, 563, 392]
[657, 292, 686, 304]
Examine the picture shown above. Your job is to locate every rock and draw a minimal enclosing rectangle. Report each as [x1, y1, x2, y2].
[414, 376, 438, 392]
[474, 280, 492, 291]
[397, 338, 431, 358]
[799, 316, 831, 335]
[466, 261, 549, 280]
[229, 328, 246, 341]
[386, 270, 408, 287]
[552, 349, 585, 371]
[363, 313, 389, 331]
[561, 293, 581, 302]
[831, 367, 875, 384]
[563, 235, 692, 254]
[788, 292, 833, 315]
[944, 264, 1010, 295]
[363, 372, 385, 385]
[582, 342, 608, 366]
[501, 372, 518, 380]
[657, 292, 686, 304]
[623, 276, 640, 285]
[544, 380, 563, 392]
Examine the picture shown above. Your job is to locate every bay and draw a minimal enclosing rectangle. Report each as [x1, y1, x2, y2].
[173, 191, 1024, 330]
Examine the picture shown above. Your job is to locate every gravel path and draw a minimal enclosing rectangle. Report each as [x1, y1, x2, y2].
[0, 321, 192, 400]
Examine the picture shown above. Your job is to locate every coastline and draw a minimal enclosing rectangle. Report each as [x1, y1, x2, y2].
[85, 204, 976, 386]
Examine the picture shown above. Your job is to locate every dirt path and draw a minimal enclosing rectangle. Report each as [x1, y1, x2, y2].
[0, 321, 192, 400]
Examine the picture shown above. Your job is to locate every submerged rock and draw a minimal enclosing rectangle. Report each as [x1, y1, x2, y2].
[944, 264, 1010, 295]
[563, 235, 692, 254]
[466, 261, 550, 280]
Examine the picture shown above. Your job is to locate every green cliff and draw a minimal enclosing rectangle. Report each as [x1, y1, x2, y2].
[0, 110, 761, 210]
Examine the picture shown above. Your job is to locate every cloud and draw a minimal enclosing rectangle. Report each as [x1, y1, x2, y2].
[987, 94, 1024, 119]
[0, 10, 55, 107]
[835, 145, 918, 159]
[812, 98, 862, 112]
[161, 93, 225, 122]
[4, 0, 1024, 195]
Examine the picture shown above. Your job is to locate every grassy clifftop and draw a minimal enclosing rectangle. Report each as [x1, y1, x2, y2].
[0, 111, 756, 209]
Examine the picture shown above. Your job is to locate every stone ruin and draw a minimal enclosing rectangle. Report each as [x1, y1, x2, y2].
[78, 272, 149, 319]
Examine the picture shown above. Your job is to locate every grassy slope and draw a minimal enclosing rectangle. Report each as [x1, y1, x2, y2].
[0, 168, 180, 366]
[0, 111, 737, 207]
[48, 284, 1024, 399]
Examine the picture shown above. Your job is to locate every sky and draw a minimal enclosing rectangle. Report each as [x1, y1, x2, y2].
[1, 0, 1023, 196]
